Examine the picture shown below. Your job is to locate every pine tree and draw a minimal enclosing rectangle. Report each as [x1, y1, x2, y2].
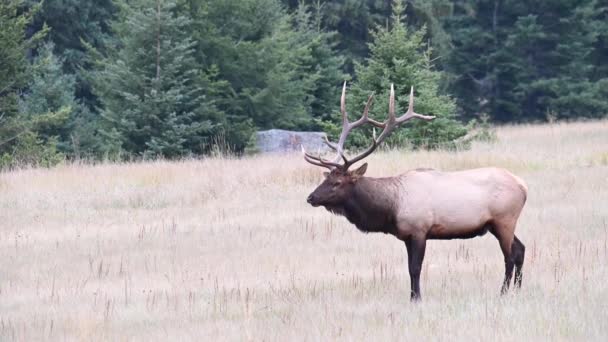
[0, 0, 46, 143]
[184, 0, 285, 152]
[292, 2, 347, 124]
[443, 0, 608, 122]
[348, 0, 467, 149]
[23, 43, 101, 159]
[249, 2, 346, 130]
[535, 2, 608, 119]
[186, 0, 346, 150]
[305, 0, 391, 72]
[14, 44, 75, 166]
[0, 1, 69, 167]
[92, 0, 226, 158]
[20, 43, 76, 142]
[24, 0, 116, 110]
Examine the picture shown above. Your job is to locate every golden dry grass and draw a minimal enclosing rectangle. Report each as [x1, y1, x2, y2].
[1, 121, 608, 341]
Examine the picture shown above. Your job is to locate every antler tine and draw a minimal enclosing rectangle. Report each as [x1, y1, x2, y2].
[353, 93, 384, 127]
[388, 83, 396, 121]
[303, 155, 331, 169]
[396, 86, 436, 123]
[363, 93, 374, 119]
[323, 135, 338, 151]
[340, 81, 348, 124]
[301, 145, 343, 169]
[326, 81, 351, 164]
[408, 86, 414, 113]
[305, 152, 342, 168]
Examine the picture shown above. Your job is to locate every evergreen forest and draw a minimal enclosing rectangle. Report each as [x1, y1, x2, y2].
[1, 0, 607, 166]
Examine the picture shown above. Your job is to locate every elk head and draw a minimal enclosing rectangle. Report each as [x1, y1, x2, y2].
[303, 82, 436, 208]
[306, 163, 368, 207]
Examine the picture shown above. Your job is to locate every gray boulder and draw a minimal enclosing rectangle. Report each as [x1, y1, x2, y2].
[256, 129, 331, 153]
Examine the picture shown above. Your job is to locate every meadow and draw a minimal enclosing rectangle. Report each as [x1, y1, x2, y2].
[1, 121, 607, 341]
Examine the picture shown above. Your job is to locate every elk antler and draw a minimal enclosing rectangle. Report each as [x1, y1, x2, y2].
[301, 145, 345, 170]
[303, 82, 436, 170]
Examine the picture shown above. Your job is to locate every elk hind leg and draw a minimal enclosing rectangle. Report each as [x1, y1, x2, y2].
[490, 224, 515, 295]
[511, 236, 525, 289]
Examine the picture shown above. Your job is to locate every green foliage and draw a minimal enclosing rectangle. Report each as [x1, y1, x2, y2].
[286, 0, 391, 71]
[348, 0, 467, 149]
[26, 0, 116, 109]
[91, 0, 225, 159]
[407, 0, 454, 62]
[186, 0, 345, 150]
[0, 0, 47, 129]
[471, 113, 497, 143]
[250, 3, 346, 130]
[442, 0, 608, 122]
[25, 0, 114, 73]
[0, 0, 69, 168]
[292, 3, 348, 124]
[20, 44, 76, 117]
[2, 0, 608, 165]
[0, 132, 64, 169]
[19, 43, 96, 156]
[0, 104, 69, 170]
[191, 0, 344, 134]
[243, 131, 260, 156]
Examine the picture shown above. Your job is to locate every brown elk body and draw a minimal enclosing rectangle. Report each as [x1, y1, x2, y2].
[303, 83, 528, 301]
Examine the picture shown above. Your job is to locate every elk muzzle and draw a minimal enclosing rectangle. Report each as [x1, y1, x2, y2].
[306, 194, 321, 207]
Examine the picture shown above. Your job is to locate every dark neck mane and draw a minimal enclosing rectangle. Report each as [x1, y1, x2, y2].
[325, 177, 399, 234]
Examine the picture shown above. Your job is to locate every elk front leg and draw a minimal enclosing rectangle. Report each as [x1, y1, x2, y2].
[405, 237, 426, 301]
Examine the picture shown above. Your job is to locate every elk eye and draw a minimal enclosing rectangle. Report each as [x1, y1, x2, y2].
[332, 181, 341, 187]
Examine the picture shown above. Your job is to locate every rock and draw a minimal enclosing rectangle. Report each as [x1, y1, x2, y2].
[256, 129, 331, 153]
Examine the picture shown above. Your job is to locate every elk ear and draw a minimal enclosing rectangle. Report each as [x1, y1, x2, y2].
[352, 163, 368, 179]
[323, 172, 330, 178]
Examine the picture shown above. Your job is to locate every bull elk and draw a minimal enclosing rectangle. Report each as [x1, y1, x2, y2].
[303, 82, 528, 301]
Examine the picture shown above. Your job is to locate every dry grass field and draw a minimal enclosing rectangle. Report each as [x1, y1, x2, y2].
[1, 121, 608, 341]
